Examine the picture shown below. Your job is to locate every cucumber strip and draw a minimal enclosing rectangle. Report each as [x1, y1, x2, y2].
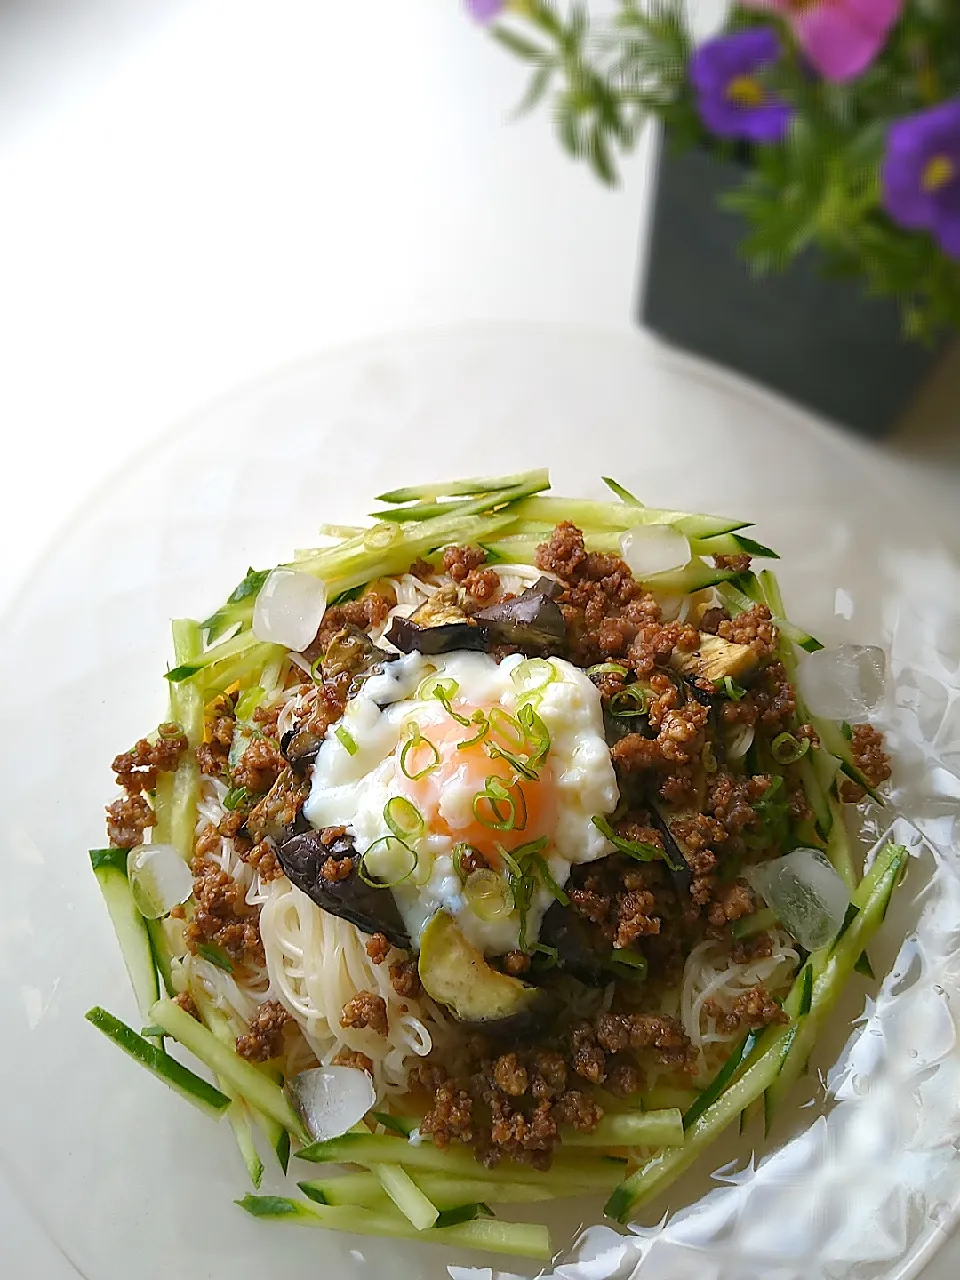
[607, 842, 907, 1221]
[825, 793, 857, 889]
[296, 1132, 625, 1186]
[226, 1097, 264, 1189]
[85, 1007, 230, 1118]
[236, 1196, 552, 1261]
[318, 523, 368, 540]
[718, 577, 822, 655]
[761, 842, 906, 1132]
[169, 620, 204, 861]
[167, 628, 263, 683]
[371, 1164, 439, 1229]
[794, 751, 833, 839]
[152, 771, 175, 846]
[681, 1032, 759, 1132]
[562, 1109, 684, 1149]
[202, 568, 269, 643]
[370, 475, 551, 525]
[601, 476, 643, 504]
[757, 570, 823, 653]
[150, 998, 309, 1142]
[299, 1172, 556, 1210]
[434, 1203, 494, 1229]
[689, 532, 779, 559]
[376, 468, 550, 505]
[854, 950, 875, 979]
[643, 560, 743, 594]
[640, 1086, 701, 1112]
[730, 906, 779, 939]
[146, 918, 177, 997]
[290, 511, 519, 588]
[89, 849, 160, 1021]
[505, 496, 749, 539]
[811, 715, 883, 803]
[197, 644, 285, 698]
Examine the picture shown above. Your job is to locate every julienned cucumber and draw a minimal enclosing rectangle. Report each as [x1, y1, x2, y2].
[605, 842, 907, 1222]
[503, 495, 749, 539]
[812, 715, 883, 803]
[169, 619, 205, 860]
[150, 998, 309, 1142]
[299, 1172, 556, 1210]
[89, 850, 159, 1021]
[236, 1196, 552, 1261]
[562, 1108, 683, 1149]
[761, 843, 906, 1131]
[376, 468, 550, 506]
[296, 1131, 625, 1187]
[85, 1007, 230, 1118]
[369, 473, 550, 524]
[371, 1164, 439, 1230]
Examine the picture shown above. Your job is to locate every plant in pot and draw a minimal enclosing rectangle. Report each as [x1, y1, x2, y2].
[467, 0, 960, 438]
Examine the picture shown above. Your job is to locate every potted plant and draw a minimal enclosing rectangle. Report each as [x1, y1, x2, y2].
[467, 0, 960, 438]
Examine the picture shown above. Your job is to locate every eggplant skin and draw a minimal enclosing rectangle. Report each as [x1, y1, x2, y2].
[475, 581, 566, 654]
[386, 615, 489, 656]
[539, 901, 607, 987]
[418, 911, 559, 1041]
[277, 828, 411, 950]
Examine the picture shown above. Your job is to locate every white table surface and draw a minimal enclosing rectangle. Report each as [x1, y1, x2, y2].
[0, 2, 957, 1276]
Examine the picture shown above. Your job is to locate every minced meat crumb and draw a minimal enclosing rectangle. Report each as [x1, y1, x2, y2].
[236, 1000, 291, 1061]
[232, 736, 285, 795]
[173, 991, 200, 1020]
[105, 794, 154, 848]
[713, 553, 752, 573]
[340, 991, 388, 1035]
[702, 984, 788, 1034]
[732, 933, 775, 964]
[306, 588, 394, 659]
[365, 933, 391, 964]
[420, 1083, 474, 1148]
[717, 603, 777, 661]
[111, 725, 187, 793]
[706, 879, 756, 932]
[840, 724, 892, 801]
[196, 695, 236, 777]
[187, 857, 265, 969]
[332, 1048, 374, 1074]
[320, 855, 354, 882]
[502, 950, 531, 976]
[443, 544, 487, 582]
[389, 959, 421, 998]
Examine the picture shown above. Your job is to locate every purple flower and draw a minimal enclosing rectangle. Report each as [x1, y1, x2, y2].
[883, 99, 960, 261]
[466, 0, 505, 22]
[690, 29, 793, 144]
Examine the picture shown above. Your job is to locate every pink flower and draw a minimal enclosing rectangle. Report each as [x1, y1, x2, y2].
[741, 0, 903, 83]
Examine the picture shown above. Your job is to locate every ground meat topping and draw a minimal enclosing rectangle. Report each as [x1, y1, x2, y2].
[111, 725, 187, 794]
[307, 587, 394, 658]
[365, 932, 391, 964]
[493, 1052, 529, 1097]
[420, 1083, 475, 1148]
[173, 991, 200, 1020]
[241, 839, 285, 882]
[713, 553, 752, 573]
[389, 958, 422, 998]
[105, 794, 154, 848]
[236, 999, 292, 1061]
[340, 991, 388, 1036]
[332, 1048, 374, 1074]
[840, 724, 892, 802]
[187, 856, 265, 969]
[232, 735, 285, 795]
[443, 544, 487, 582]
[196, 695, 236, 778]
[702, 984, 788, 1035]
[717, 604, 777, 661]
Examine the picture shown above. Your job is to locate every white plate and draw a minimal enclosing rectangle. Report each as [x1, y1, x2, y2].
[1, 324, 958, 1280]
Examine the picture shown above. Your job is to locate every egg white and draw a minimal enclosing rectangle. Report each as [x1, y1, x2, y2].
[303, 650, 618, 953]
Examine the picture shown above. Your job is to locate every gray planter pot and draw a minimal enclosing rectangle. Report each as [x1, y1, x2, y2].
[638, 134, 951, 439]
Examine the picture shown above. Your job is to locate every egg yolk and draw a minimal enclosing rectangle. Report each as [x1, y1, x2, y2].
[397, 700, 556, 864]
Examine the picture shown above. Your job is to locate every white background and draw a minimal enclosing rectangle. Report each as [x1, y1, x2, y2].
[0, 1, 957, 1275]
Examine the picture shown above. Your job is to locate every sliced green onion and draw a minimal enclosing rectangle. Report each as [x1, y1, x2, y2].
[464, 869, 513, 922]
[335, 726, 358, 756]
[158, 722, 185, 739]
[517, 702, 551, 765]
[772, 732, 810, 765]
[383, 796, 424, 841]
[399, 725, 440, 780]
[533, 854, 570, 906]
[592, 815, 661, 862]
[607, 949, 649, 979]
[223, 786, 251, 812]
[701, 741, 718, 773]
[196, 942, 234, 972]
[609, 685, 649, 718]
[510, 658, 557, 700]
[418, 674, 460, 705]
[456, 710, 489, 750]
[497, 846, 535, 947]
[530, 943, 559, 969]
[309, 655, 324, 684]
[358, 837, 419, 888]
[487, 708, 526, 753]
[486, 743, 539, 781]
[586, 662, 629, 679]
[717, 676, 747, 701]
[473, 777, 519, 831]
[452, 843, 476, 883]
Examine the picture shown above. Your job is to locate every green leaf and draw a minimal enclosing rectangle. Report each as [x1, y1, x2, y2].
[514, 62, 555, 117]
[491, 26, 549, 62]
[588, 123, 618, 186]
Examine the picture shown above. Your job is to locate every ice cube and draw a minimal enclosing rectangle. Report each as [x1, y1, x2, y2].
[798, 644, 886, 722]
